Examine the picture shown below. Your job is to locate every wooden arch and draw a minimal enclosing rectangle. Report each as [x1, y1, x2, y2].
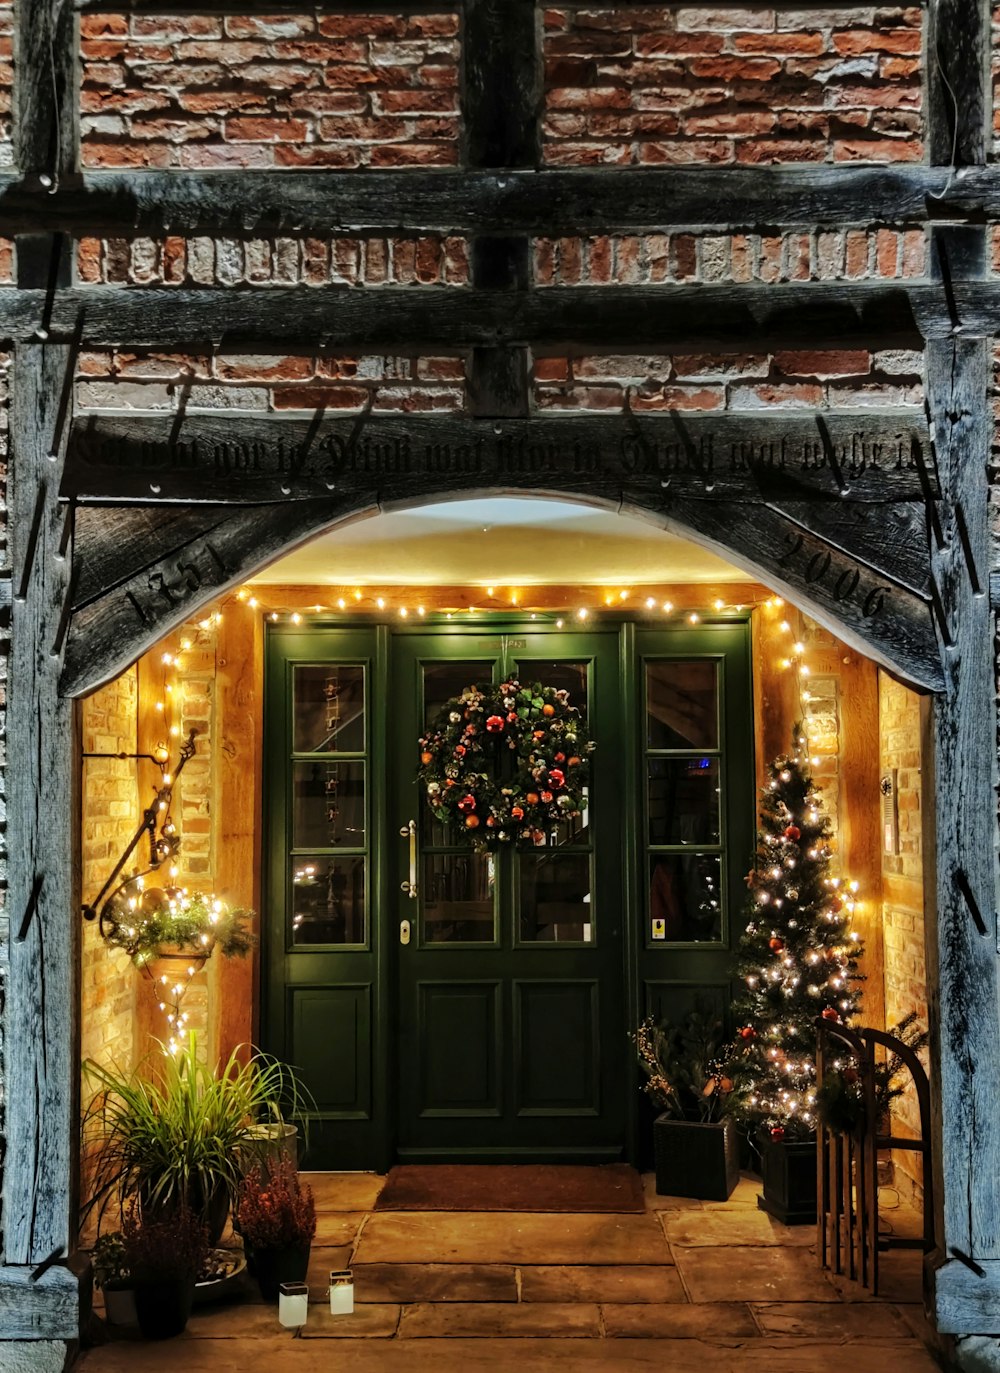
[62, 407, 942, 698]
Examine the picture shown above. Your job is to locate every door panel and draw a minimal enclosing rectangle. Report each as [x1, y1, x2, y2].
[289, 985, 371, 1117]
[514, 981, 599, 1116]
[418, 981, 502, 1115]
[393, 627, 626, 1161]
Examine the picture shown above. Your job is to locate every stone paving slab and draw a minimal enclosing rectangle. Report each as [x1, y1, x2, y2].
[304, 1244, 354, 1294]
[672, 1245, 841, 1303]
[662, 1209, 815, 1248]
[75, 1336, 942, 1372]
[351, 1262, 518, 1303]
[313, 1211, 367, 1245]
[750, 1300, 914, 1338]
[353, 1212, 671, 1266]
[602, 1302, 759, 1339]
[702, 1176, 764, 1210]
[519, 1265, 685, 1304]
[185, 1302, 401, 1339]
[399, 1301, 602, 1338]
[302, 1172, 385, 1212]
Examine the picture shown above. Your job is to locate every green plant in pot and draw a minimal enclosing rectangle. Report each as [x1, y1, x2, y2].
[82, 1033, 312, 1246]
[92, 1232, 136, 1328]
[122, 1203, 208, 1340]
[234, 1158, 317, 1301]
[634, 999, 739, 1202]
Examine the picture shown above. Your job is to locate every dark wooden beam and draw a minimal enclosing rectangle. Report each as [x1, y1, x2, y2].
[64, 411, 934, 506]
[463, 0, 538, 420]
[0, 165, 993, 239]
[924, 335, 1000, 1296]
[0, 281, 958, 348]
[62, 482, 941, 698]
[927, 0, 990, 167]
[76, 0, 913, 8]
[2, 345, 78, 1269]
[16, 0, 78, 184]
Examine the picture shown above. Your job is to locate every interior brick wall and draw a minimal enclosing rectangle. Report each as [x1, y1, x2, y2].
[542, 5, 923, 166]
[79, 671, 140, 1072]
[878, 670, 928, 1201]
[534, 228, 926, 285]
[80, 12, 460, 169]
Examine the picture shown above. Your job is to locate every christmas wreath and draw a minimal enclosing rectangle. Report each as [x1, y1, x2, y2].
[417, 678, 594, 851]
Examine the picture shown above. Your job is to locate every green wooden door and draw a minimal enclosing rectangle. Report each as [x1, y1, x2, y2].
[391, 625, 627, 1161]
[262, 616, 753, 1169]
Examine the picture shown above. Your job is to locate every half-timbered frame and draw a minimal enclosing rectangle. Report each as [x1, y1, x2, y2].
[1, 0, 999, 1365]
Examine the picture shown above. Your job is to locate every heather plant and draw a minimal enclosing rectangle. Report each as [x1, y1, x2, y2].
[234, 1158, 317, 1251]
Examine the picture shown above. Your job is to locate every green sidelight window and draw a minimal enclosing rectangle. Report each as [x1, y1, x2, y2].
[644, 658, 725, 946]
[289, 663, 368, 946]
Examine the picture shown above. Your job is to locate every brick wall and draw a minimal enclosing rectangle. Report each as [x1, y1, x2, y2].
[879, 670, 928, 1200]
[76, 235, 469, 288]
[80, 671, 140, 1072]
[533, 347, 923, 412]
[543, 5, 923, 166]
[75, 349, 467, 414]
[535, 228, 927, 286]
[80, 12, 460, 169]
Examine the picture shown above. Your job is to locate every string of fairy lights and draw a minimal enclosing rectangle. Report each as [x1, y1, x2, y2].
[108, 584, 865, 1057]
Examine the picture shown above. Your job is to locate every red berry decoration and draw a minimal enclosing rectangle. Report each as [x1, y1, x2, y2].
[738, 1025, 756, 1041]
[458, 794, 477, 813]
[821, 1007, 840, 1022]
[784, 825, 801, 841]
[454, 744, 466, 757]
[540, 790, 553, 804]
[511, 805, 524, 821]
[770, 1126, 786, 1141]
[768, 936, 784, 953]
[554, 752, 566, 763]
[486, 715, 505, 733]
[547, 768, 565, 789]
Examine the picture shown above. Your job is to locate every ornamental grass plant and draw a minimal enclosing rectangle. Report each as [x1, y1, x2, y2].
[81, 1034, 312, 1235]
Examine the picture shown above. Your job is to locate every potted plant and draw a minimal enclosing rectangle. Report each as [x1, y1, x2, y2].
[634, 1000, 739, 1201]
[92, 1232, 136, 1327]
[123, 1203, 208, 1340]
[234, 1158, 316, 1301]
[82, 1034, 312, 1246]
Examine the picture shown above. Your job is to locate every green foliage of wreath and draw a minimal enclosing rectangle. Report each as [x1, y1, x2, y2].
[102, 888, 255, 966]
[417, 678, 594, 852]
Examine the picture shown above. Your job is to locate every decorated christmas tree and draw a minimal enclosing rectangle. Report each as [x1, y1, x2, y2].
[727, 733, 864, 1142]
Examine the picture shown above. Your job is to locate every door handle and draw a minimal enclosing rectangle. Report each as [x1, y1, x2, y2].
[399, 819, 418, 899]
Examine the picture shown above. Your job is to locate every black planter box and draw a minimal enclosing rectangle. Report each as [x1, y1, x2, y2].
[653, 1115, 740, 1201]
[757, 1135, 817, 1225]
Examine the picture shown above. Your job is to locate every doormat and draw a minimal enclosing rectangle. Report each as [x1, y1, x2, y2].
[373, 1163, 645, 1213]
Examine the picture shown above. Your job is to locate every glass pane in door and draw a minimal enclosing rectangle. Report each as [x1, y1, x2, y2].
[519, 851, 593, 942]
[293, 760, 365, 847]
[294, 664, 365, 753]
[290, 855, 366, 945]
[646, 660, 718, 749]
[422, 852, 495, 943]
[648, 853, 723, 942]
[647, 757, 720, 845]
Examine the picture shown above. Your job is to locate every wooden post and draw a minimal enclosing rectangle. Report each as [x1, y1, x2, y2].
[2, 345, 78, 1293]
[924, 333, 1000, 1333]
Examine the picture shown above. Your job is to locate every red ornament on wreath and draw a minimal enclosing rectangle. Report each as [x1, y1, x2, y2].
[770, 1126, 786, 1141]
[458, 794, 477, 813]
[486, 715, 504, 733]
[821, 1007, 840, 1022]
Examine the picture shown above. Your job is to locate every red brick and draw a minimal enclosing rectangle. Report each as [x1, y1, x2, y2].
[216, 355, 315, 383]
[77, 238, 103, 285]
[833, 29, 922, 56]
[534, 358, 570, 383]
[774, 350, 871, 379]
[224, 117, 309, 143]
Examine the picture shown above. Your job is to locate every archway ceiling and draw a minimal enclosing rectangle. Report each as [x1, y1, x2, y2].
[247, 497, 754, 588]
[62, 408, 941, 697]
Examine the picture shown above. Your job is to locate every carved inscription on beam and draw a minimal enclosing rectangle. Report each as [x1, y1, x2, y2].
[65, 412, 935, 506]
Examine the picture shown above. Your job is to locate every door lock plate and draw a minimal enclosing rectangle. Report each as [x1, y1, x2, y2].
[399, 919, 411, 946]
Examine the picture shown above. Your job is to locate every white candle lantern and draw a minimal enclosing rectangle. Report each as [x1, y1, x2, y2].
[279, 1282, 309, 1335]
[329, 1270, 354, 1315]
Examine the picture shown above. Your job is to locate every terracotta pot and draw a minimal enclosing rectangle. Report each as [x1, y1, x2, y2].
[249, 1244, 311, 1302]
